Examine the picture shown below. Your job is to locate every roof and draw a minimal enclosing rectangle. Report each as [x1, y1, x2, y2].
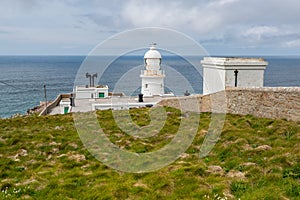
[144, 45, 161, 59]
[201, 57, 268, 69]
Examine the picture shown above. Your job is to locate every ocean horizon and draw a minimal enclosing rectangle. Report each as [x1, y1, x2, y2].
[0, 55, 299, 118]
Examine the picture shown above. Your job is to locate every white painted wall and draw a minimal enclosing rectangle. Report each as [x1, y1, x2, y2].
[59, 101, 70, 114]
[75, 86, 108, 99]
[92, 102, 156, 110]
[76, 89, 94, 99]
[225, 69, 265, 88]
[141, 76, 164, 96]
[95, 88, 109, 98]
[203, 67, 225, 95]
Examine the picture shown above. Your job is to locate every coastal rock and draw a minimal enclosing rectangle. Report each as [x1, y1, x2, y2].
[57, 154, 67, 158]
[242, 144, 253, 151]
[0, 137, 6, 142]
[16, 178, 37, 186]
[133, 181, 148, 188]
[49, 141, 61, 146]
[18, 149, 28, 157]
[226, 170, 246, 179]
[68, 143, 78, 149]
[68, 152, 86, 162]
[8, 154, 20, 162]
[206, 165, 224, 175]
[51, 148, 59, 154]
[54, 126, 63, 130]
[199, 129, 208, 136]
[242, 162, 257, 167]
[255, 145, 272, 151]
[179, 153, 190, 159]
[11, 113, 23, 118]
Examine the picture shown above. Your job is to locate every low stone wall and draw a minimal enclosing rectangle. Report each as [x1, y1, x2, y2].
[157, 87, 300, 121]
[157, 95, 203, 112]
[224, 87, 300, 121]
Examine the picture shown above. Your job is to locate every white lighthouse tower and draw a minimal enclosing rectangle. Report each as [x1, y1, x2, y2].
[140, 44, 165, 97]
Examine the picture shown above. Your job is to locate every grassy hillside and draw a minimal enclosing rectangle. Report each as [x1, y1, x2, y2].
[0, 107, 299, 199]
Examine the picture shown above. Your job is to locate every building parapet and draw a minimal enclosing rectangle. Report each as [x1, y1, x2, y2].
[226, 87, 300, 92]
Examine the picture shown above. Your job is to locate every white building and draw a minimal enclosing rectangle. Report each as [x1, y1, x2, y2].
[59, 98, 71, 114]
[75, 85, 109, 99]
[140, 45, 165, 97]
[201, 57, 268, 95]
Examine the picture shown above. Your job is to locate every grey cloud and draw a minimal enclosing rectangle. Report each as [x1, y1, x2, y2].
[0, 30, 10, 34]
[1, 0, 300, 55]
[120, 0, 300, 35]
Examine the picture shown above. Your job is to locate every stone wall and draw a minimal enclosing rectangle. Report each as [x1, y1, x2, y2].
[223, 87, 300, 121]
[157, 87, 300, 122]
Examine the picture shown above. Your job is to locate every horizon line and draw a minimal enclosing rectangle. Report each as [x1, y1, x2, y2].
[1, 54, 300, 57]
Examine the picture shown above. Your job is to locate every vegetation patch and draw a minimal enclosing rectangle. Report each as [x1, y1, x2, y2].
[0, 107, 299, 199]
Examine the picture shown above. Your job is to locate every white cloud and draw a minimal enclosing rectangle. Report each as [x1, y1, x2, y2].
[243, 26, 280, 41]
[283, 39, 300, 48]
[1, 0, 300, 55]
[121, 0, 225, 35]
[208, 0, 240, 7]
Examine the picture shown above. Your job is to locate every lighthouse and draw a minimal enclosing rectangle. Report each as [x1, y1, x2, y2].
[140, 44, 165, 97]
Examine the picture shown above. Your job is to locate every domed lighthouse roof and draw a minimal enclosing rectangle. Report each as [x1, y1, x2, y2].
[144, 44, 161, 59]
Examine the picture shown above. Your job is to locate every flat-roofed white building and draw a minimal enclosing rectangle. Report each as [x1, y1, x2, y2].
[201, 57, 268, 95]
[59, 98, 71, 114]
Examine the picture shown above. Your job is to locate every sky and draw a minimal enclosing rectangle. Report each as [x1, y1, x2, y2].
[1, 0, 300, 56]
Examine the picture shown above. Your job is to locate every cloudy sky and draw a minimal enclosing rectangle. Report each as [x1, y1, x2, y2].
[1, 0, 300, 55]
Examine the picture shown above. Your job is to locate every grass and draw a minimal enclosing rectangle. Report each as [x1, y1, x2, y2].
[0, 107, 299, 199]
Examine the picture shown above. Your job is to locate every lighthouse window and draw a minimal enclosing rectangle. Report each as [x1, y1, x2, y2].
[145, 84, 148, 88]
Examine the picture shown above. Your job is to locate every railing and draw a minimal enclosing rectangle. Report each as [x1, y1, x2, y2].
[141, 70, 165, 76]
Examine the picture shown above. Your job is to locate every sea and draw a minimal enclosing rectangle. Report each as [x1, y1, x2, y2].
[0, 55, 299, 118]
